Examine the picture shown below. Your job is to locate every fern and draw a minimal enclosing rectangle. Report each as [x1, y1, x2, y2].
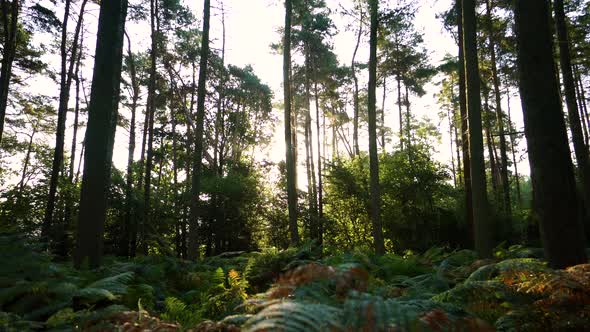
[243, 300, 341, 332]
[84, 271, 134, 295]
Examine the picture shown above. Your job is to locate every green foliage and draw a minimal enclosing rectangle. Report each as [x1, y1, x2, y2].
[324, 147, 462, 253]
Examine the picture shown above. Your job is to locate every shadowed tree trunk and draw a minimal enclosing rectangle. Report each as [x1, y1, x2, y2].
[456, 0, 473, 248]
[121, 32, 139, 258]
[463, 0, 492, 258]
[142, 0, 159, 255]
[188, 0, 211, 259]
[284, 0, 300, 246]
[368, 0, 385, 256]
[44, 0, 88, 243]
[0, 0, 19, 145]
[485, 0, 511, 217]
[514, 0, 587, 269]
[351, 3, 363, 156]
[554, 0, 590, 233]
[74, 0, 128, 269]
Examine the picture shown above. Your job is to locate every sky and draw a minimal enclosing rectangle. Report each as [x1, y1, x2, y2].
[4, 0, 531, 188]
[161, 0, 529, 183]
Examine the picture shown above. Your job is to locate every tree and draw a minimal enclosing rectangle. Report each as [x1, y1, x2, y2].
[368, 0, 384, 256]
[0, 0, 19, 145]
[188, 0, 211, 259]
[74, 0, 128, 268]
[43, 0, 88, 247]
[514, 0, 587, 269]
[462, 0, 492, 258]
[284, 0, 299, 246]
[485, 0, 511, 217]
[554, 0, 590, 230]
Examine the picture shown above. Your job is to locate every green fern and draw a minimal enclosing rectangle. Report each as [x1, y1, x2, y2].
[243, 300, 341, 332]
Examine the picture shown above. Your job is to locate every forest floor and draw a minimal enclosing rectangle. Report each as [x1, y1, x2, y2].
[1, 234, 589, 331]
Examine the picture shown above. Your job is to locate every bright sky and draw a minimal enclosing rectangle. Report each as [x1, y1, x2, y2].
[5, 0, 531, 188]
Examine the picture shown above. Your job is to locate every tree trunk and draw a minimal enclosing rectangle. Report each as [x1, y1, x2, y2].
[121, 32, 139, 258]
[284, 0, 300, 246]
[381, 77, 386, 151]
[18, 128, 36, 192]
[514, 0, 587, 269]
[506, 89, 522, 207]
[483, 94, 499, 199]
[141, 0, 159, 256]
[368, 0, 385, 256]
[351, 3, 363, 156]
[314, 81, 323, 245]
[397, 76, 403, 150]
[74, 0, 128, 269]
[304, 50, 318, 240]
[463, 0, 492, 258]
[44, 0, 88, 247]
[457, 0, 473, 247]
[0, 0, 19, 145]
[448, 107, 457, 188]
[188, 0, 211, 259]
[554, 0, 590, 228]
[486, 0, 511, 217]
[43, 0, 72, 240]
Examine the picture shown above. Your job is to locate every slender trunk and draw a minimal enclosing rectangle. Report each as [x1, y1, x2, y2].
[463, 0, 492, 258]
[368, 0, 385, 255]
[19, 128, 36, 192]
[142, 0, 158, 255]
[405, 85, 412, 154]
[448, 107, 457, 188]
[122, 32, 139, 257]
[484, 94, 499, 198]
[514, 0, 587, 268]
[284, 0, 299, 246]
[457, 0, 473, 248]
[69, 29, 85, 183]
[43, 0, 73, 239]
[74, 0, 128, 268]
[554, 0, 590, 226]
[575, 73, 589, 145]
[304, 50, 318, 240]
[486, 0, 511, 216]
[397, 76, 403, 150]
[188, 0, 211, 259]
[63, 24, 86, 241]
[0, 0, 19, 145]
[574, 66, 590, 145]
[381, 77, 386, 151]
[506, 89, 522, 207]
[351, 3, 363, 156]
[314, 81, 324, 245]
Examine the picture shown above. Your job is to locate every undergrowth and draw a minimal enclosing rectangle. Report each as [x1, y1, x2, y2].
[0, 233, 588, 331]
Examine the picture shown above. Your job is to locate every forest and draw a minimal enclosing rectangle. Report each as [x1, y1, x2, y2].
[1, 0, 590, 330]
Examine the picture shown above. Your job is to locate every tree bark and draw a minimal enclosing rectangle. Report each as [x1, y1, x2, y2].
[74, 0, 128, 268]
[485, 0, 511, 217]
[188, 0, 211, 259]
[351, 3, 363, 156]
[457, 0, 473, 247]
[368, 0, 385, 255]
[554, 0, 590, 227]
[121, 31, 139, 258]
[463, 0, 492, 258]
[44, 0, 89, 246]
[284, 0, 300, 246]
[314, 81, 323, 245]
[514, 0, 587, 269]
[0, 0, 19, 145]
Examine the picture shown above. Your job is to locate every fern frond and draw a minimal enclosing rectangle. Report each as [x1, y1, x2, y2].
[243, 300, 341, 332]
[85, 272, 134, 295]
